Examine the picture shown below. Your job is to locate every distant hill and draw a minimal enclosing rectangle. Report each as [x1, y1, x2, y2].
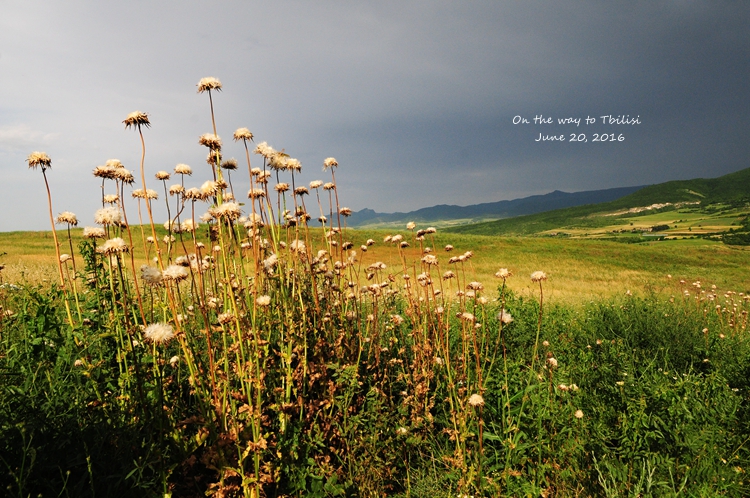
[445, 167, 750, 236]
[347, 185, 645, 228]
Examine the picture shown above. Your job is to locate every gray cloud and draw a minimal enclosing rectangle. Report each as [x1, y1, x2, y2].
[1, 1, 748, 230]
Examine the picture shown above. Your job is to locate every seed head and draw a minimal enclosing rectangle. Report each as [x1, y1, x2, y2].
[55, 211, 78, 226]
[141, 265, 163, 286]
[323, 157, 338, 170]
[96, 237, 129, 255]
[323, 182, 335, 191]
[123, 111, 150, 129]
[574, 409, 584, 419]
[198, 133, 222, 150]
[94, 207, 123, 225]
[162, 265, 189, 282]
[221, 158, 238, 170]
[233, 127, 253, 141]
[531, 271, 547, 283]
[468, 394, 484, 407]
[143, 322, 175, 344]
[83, 226, 106, 238]
[495, 268, 512, 279]
[174, 163, 192, 175]
[197, 76, 222, 93]
[27, 151, 51, 170]
[103, 194, 119, 204]
[155, 170, 170, 180]
[256, 295, 271, 306]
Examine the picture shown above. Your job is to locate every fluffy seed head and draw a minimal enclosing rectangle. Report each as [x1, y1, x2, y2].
[323, 157, 338, 170]
[197, 77, 222, 93]
[495, 268, 512, 279]
[55, 211, 78, 226]
[83, 226, 105, 238]
[27, 151, 52, 170]
[256, 295, 271, 306]
[123, 111, 150, 129]
[162, 265, 189, 282]
[141, 265, 163, 286]
[96, 237, 129, 255]
[574, 409, 584, 419]
[468, 394, 484, 407]
[155, 171, 170, 180]
[531, 271, 548, 283]
[143, 323, 175, 344]
[221, 158, 238, 170]
[94, 207, 123, 225]
[103, 194, 119, 204]
[233, 127, 253, 141]
[174, 163, 192, 175]
[309, 180, 323, 189]
[198, 133, 222, 150]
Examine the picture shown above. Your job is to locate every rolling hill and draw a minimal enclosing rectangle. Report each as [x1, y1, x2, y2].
[444, 167, 750, 238]
[347, 185, 644, 228]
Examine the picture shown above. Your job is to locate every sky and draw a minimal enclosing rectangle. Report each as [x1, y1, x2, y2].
[1, 1, 748, 231]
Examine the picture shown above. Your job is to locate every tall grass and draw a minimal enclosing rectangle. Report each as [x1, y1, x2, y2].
[1, 79, 749, 497]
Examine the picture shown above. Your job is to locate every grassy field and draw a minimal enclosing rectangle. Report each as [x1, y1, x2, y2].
[4, 228, 749, 304]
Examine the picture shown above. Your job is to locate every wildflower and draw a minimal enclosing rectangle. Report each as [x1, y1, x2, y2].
[256, 295, 271, 306]
[323, 157, 338, 170]
[141, 265, 163, 286]
[217, 312, 234, 324]
[407, 221, 416, 230]
[221, 158, 238, 170]
[198, 133, 222, 150]
[443, 270, 455, 280]
[174, 163, 192, 175]
[96, 238, 129, 255]
[83, 226, 105, 238]
[94, 207, 123, 226]
[27, 151, 52, 170]
[254, 141, 275, 158]
[497, 309, 513, 324]
[323, 182, 335, 190]
[197, 76, 222, 93]
[287, 158, 302, 172]
[103, 194, 119, 204]
[169, 356, 179, 367]
[180, 219, 199, 232]
[339, 207, 352, 216]
[309, 180, 323, 189]
[60, 254, 72, 263]
[467, 281, 484, 291]
[123, 111, 150, 129]
[274, 183, 290, 193]
[468, 394, 484, 407]
[55, 211, 78, 226]
[495, 268, 512, 279]
[574, 409, 584, 419]
[169, 184, 185, 196]
[391, 314, 404, 326]
[460, 312, 475, 322]
[396, 427, 408, 436]
[546, 357, 558, 369]
[113, 168, 135, 184]
[531, 271, 547, 282]
[155, 170, 171, 181]
[422, 254, 438, 265]
[162, 265, 189, 282]
[233, 127, 253, 141]
[211, 202, 241, 221]
[444, 244, 454, 251]
[74, 359, 84, 367]
[143, 323, 175, 344]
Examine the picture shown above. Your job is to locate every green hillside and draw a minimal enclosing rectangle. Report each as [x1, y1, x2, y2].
[446, 167, 750, 237]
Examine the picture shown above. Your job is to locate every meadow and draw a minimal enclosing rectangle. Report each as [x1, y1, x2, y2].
[1, 78, 749, 497]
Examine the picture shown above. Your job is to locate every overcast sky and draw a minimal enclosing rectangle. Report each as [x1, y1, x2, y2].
[1, 1, 748, 231]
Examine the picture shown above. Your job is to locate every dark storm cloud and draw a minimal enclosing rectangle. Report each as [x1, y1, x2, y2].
[0, 1, 748, 229]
